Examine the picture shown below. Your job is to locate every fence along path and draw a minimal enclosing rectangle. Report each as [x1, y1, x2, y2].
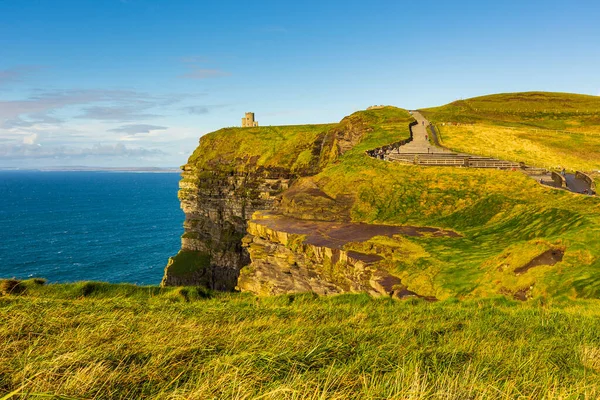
[366, 111, 595, 195]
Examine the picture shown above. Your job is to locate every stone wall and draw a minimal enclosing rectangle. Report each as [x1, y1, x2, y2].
[551, 171, 567, 188]
[576, 171, 596, 192]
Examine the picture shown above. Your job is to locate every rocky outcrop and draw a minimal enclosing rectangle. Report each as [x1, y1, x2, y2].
[237, 212, 453, 298]
[162, 121, 346, 289]
[161, 166, 293, 289]
[239, 217, 389, 296]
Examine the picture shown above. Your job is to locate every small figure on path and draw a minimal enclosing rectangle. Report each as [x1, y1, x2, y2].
[561, 168, 566, 176]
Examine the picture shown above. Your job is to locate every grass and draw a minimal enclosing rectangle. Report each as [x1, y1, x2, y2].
[164, 250, 211, 277]
[2, 280, 600, 399]
[186, 124, 336, 175]
[278, 105, 600, 300]
[3, 97, 600, 398]
[421, 91, 600, 171]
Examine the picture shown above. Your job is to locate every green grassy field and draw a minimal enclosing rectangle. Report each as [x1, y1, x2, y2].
[421, 92, 600, 171]
[2, 280, 600, 399]
[280, 106, 600, 300]
[186, 123, 337, 175]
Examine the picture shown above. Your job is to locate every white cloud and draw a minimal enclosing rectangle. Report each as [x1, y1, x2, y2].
[0, 142, 165, 159]
[108, 124, 168, 135]
[22, 133, 38, 145]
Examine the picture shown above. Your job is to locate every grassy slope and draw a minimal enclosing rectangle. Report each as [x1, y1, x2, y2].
[282, 106, 600, 300]
[2, 281, 600, 399]
[420, 92, 600, 171]
[186, 123, 336, 174]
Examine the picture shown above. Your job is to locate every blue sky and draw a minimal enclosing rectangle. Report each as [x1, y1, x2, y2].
[1, 0, 599, 167]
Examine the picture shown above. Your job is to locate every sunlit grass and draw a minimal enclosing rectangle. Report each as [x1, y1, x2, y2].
[1, 282, 600, 399]
[277, 105, 600, 300]
[422, 91, 600, 172]
[437, 123, 600, 171]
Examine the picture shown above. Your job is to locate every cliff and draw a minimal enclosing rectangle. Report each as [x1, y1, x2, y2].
[163, 102, 600, 300]
[161, 110, 398, 289]
[161, 124, 330, 289]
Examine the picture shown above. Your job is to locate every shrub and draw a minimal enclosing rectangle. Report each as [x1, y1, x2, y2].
[0, 279, 25, 296]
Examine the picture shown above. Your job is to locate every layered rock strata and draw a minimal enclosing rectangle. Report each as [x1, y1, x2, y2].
[162, 108, 414, 291]
[238, 212, 457, 298]
[161, 166, 292, 289]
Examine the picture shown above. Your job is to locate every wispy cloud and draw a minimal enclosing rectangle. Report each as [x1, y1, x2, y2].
[184, 106, 210, 115]
[2, 113, 63, 129]
[183, 104, 227, 115]
[76, 105, 160, 122]
[0, 88, 191, 125]
[180, 69, 231, 80]
[0, 142, 165, 159]
[0, 77, 207, 166]
[0, 66, 42, 86]
[0, 89, 145, 121]
[109, 124, 168, 135]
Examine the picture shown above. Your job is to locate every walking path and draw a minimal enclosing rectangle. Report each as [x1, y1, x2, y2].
[368, 111, 595, 195]
[397, 111, 452, 154]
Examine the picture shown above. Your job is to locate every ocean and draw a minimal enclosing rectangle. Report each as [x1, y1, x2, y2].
[0, 171, 183, 285]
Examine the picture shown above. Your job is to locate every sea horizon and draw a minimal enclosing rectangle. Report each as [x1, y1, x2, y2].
[0, 171, 183, 285]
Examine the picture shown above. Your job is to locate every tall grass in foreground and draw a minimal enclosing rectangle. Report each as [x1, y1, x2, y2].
[1, 280, 600, 399]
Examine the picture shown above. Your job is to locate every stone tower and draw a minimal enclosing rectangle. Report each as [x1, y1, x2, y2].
[242, 112, 259, 127]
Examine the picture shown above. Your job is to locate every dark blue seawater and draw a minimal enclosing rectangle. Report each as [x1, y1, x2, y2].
[0, 171, 183, 285]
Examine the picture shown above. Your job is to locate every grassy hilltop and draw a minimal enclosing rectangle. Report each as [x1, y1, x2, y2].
[273, 106, 600, 300]
[173, 100, 600, 298]
[421, 92, 600, 171]
[1, 280, 600, 399]
[185, 123, 336, 175]
[172, 102, 600, 300]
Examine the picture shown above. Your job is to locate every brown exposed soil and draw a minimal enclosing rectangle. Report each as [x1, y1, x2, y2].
[346, 251, 383, 264]
[514, 249, 564, 275]
[513, 288, 530, 301]
[369, 272, 438, 301]
[500, 286, 532, 301]
[249, 213, 453, 299]
[252, 212, 460, 259]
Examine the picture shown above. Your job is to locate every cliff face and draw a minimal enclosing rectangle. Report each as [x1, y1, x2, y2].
[238, 213, 437, 299]
[161, 166, 292, 289]
[161, 123, 340, 289]
[162, 108, 415, 291]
